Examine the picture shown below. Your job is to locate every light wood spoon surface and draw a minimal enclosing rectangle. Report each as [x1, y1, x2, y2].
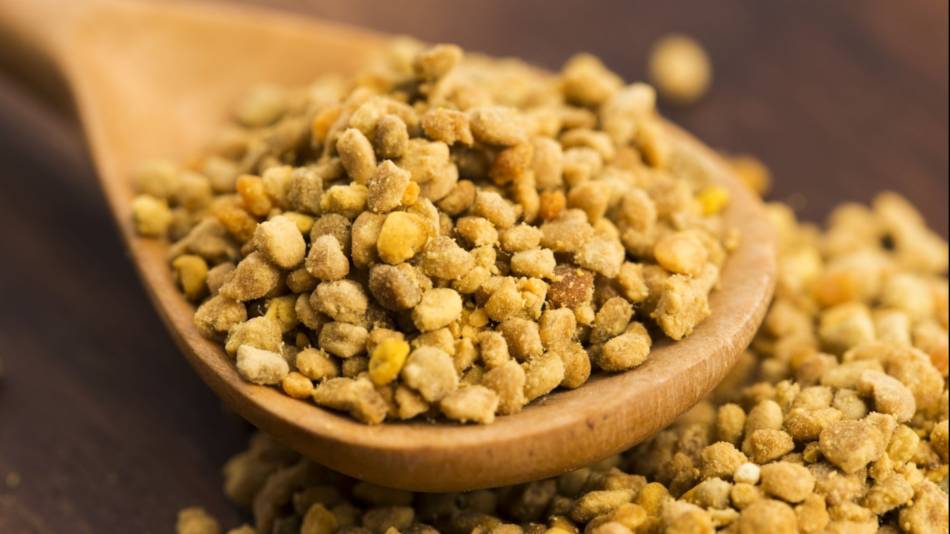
[0, 0, 776, 491]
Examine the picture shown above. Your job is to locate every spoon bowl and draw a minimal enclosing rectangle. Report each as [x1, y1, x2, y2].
[0, 0, 775, 491]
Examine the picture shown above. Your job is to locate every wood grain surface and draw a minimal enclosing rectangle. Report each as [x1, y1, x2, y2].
[0, 0, 946, 531]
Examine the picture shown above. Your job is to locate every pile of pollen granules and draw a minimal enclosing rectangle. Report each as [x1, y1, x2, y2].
[131, 40, 736, 425]
[177, 187, 948, 534]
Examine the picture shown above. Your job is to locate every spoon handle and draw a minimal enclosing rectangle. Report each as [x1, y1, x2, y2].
[0, 0, 97, 113]
[0, 0, 103, 60]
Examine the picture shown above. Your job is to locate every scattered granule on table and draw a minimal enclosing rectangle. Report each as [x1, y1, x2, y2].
[179, 191, 949, 533]
[648, 34, 712, 105]
[4, 471, 21, 490]
[134, 39, 735, 425]
[176, 507, 220, 534]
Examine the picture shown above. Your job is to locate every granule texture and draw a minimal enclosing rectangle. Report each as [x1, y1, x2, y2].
[137, 39, 734, 425]
[187, 192, 944, 532]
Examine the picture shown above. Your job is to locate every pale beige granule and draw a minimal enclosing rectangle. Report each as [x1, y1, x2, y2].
[218, 252, 281, 302]
[483, 277, 524, 323]
[759, 462, 815, 503]
[737, 499, 797, 534]
[653, 231, 708, 276]
[597, 322, 651, 371]
[176, 507, 220, 534]
[648, 34, 711, 104]
[729, 483, 761, 511]
[253, 215, 306, 269]
[367, 160, 411, 214]
[336, 128, 377, 184]
[499, 318, 544, 361]
[455, 216, 498, 247]
[857, 370, 916, 422]
[476, 331, 511, 369]
[469, 106, 528, 146]
[652, 267, 716, 340]
[300, 503, 336, 534]
[482, 360, 526, 415]
[412, 288, 463, 332]
[374, 114, 410, 159]
[236, 345, 289, 385]
[523, 351, 566, 402]
[399, 140, 456, 200]
[394, 384, 430, 420]
[540, 209, 594, 253]
[437, 180, 477, 216]
[591, 297, 634, 344]
[473, 190, 518, 229]
[320, 183, 368, 219]
[350, 212, 384, 268]
[863, 474, 914, 514]
[570, 489, 635, 523]
[716, 403, 747, 445]
[743, 429, 794, 464]
[284, 264, 317, 297]
[553, 340, 592, 389]
[510, 248, 556, 279]
[562, 147, 604, 187]
[312, 377, 388, 424]
[784, 407, 842, 441]
[819, 419, 886, 473]
[931, 419, 949, 463]
[440, 385, 499, 424]
[744, 399, 783, 434]
[134, 159, 179, 199]
[419, 236, 474, 280]
[539, 308, 577, 348]
[561, 54, 623, 107]
[176, 171, 213, 211]
[499, 223, 542, 252]
[313, 280, 368, 324]
[318, 322, 368, 358]
[205, 262, 236, 295]
[574, 236, 626, 278]
[132, 194, 173, 237]
[309, 213, 351, 253]
[421, 108, 473, 146]
[400, 346, 458, 402]
[305, 234, 350, 281]
[225, 316, 282, 356]
[819, 302, 877, 352]
[293, 294, 324, 332]
[732, 462, 760, 485]
[193, 295, 246, 337]
[699, 441, 748, 480]
[234, 84, 287, 128]
[294, 348, 339, 380]
[413, 43, 462, 79]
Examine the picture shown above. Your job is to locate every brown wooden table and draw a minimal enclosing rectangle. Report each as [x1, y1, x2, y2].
[0, 1, 945, 532]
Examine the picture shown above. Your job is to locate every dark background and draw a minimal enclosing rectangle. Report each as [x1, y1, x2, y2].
[0, 1, 946, 532]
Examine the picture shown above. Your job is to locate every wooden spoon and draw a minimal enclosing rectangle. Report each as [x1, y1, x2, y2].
[0, 0, 775, 491]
